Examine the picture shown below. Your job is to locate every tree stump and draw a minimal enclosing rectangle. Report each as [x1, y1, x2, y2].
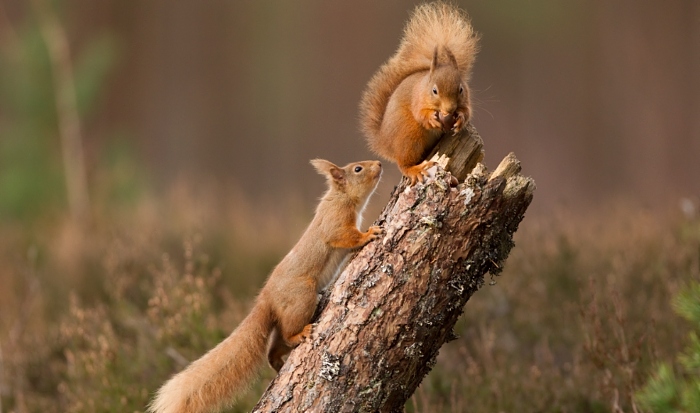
[253, 124, 535, 412]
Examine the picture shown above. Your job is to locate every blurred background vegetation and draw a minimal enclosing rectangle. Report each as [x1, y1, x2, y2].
[0, 1, 698, 412]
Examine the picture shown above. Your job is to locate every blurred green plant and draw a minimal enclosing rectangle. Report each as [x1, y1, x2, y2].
[0, 23, 62, 221]
[0, 6, 120, 224]
[636, 281, 700, 412]
[93, 137, 148, 210]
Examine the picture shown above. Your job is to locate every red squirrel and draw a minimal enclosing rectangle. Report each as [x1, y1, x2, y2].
[149, 159, 383, 413]
[360, 2, 479, 185]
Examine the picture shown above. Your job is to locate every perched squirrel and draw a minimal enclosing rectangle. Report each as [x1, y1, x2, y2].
[359, 2, 479, 185]
[149, 159, 383, 413]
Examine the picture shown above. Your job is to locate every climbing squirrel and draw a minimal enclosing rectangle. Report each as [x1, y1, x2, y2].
[148, 159, 383, 413]
[359, 2, 479, 185]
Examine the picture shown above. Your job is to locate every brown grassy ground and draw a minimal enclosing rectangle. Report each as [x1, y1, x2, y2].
[0, 185, 697, 413]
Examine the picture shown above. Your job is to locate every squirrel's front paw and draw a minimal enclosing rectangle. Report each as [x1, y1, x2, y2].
[452, 111, 467, 135]
[427, 111, 442, 130]
[368, 226, 385, 241]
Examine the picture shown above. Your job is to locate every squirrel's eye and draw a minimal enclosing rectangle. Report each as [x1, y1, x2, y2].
[432, 86, 438, 95]
[459, 85, 464, 94]
[354, 166, 363, 173]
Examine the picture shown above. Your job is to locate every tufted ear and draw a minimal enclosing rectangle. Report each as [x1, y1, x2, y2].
[310, 159, 345, 183]
[430, 46, 439, 75]
[445, 48, 458, 69]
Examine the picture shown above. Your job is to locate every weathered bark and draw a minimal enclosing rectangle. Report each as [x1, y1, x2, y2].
[253, 124, 535, 412]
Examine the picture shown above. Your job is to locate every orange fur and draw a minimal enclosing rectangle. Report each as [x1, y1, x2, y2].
[148, 159, 383, 413]
[359, 2, 479, 185]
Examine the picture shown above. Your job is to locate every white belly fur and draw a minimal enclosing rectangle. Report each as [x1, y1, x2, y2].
[316, 249, 349, 292]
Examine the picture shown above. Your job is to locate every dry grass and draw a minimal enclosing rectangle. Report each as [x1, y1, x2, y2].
[0, 186, 697, 413]
[410, 204, 698, 413]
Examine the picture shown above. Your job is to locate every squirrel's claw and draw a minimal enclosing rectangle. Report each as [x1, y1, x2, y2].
[428, 111, 442, 130]
[302, 324, 313, 338]
[452, 111, 466, 135]
[368, 225, 384, 241]
[402, 160, 437, 186]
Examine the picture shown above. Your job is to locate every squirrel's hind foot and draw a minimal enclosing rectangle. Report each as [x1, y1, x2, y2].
[401, 160, 437, 186]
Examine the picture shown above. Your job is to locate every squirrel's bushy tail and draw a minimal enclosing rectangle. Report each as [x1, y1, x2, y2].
[148, 303, 274, 413]
[360, 1, 479, 140]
